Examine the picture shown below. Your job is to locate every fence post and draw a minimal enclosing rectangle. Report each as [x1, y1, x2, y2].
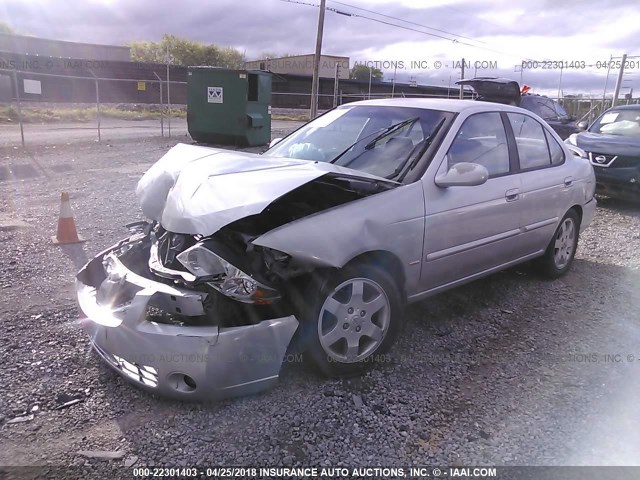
[459, 58, 465, 100]
[333, 63, 339, 108]
[166, 50, 171, 138]
[90, 70, 101, 142]
[12, 70, 25, 148]
[153, 72, 164, 137]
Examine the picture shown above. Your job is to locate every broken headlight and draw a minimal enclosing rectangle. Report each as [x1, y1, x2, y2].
[176, 244, 280, 304]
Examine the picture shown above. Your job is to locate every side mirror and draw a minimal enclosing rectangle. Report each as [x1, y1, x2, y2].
[269, 137, 283, 148]
[435, 162, 489, 187]
[577, 121, 588, 130]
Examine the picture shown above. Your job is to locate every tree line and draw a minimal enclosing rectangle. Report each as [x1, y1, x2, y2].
[1, 23, 386, 81]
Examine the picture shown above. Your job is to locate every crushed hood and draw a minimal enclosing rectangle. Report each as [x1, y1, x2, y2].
[136, 143, 390, 236]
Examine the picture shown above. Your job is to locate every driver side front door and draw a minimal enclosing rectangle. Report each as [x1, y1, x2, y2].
[420, 111, 528, 292]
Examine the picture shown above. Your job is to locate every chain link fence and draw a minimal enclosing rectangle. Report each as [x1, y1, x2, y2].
[0, 69, 187, 147]
[2, 64, 639, 148]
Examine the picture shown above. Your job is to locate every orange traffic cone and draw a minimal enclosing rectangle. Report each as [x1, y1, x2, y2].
[52, 192, 85, 245]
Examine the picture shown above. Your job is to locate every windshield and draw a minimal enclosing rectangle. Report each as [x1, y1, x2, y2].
[263, 105, 452, 179]
[589, 109, 640, 136]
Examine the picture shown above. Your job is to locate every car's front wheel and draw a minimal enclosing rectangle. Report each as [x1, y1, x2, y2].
[536, 209, 580, 278]
[303, 263, 404, 377]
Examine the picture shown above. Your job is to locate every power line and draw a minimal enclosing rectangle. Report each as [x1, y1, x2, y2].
[329, 0, 542, 61]
[278, 0, 351, 16]
[281, 0, 477, 46]
[280, 0, 534, 60]
[329, 0, 491, 46]
[437, 3, 508, 32]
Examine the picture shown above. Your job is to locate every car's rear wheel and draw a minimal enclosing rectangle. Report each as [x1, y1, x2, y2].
[536, 209, 580, 278]
[303, 263, 403, 377]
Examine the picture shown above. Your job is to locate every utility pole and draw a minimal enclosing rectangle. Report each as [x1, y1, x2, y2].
[391, 64, 397, 98]
[310, 0, 326, 119]
[612, 53, 627, 108]
[459, 58, 465, 99]
[367, 68, 372, 100]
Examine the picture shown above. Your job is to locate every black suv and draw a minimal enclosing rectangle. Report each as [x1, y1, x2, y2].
[567, 104, 640, 201]
[458, 77, 581, 139]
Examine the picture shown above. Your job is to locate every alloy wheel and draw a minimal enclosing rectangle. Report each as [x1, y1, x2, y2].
[553, 218, 576, 269]
[317, 278, 391, 363]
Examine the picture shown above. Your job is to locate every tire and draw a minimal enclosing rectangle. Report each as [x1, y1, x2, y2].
[301, 263, 404, 377]
[536, 209, 580, 278]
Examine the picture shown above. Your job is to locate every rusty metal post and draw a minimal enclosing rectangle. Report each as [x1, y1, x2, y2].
[154, 72, 164, 137]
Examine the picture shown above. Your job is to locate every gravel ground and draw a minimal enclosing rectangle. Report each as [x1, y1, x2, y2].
[0, 133, 639, 478]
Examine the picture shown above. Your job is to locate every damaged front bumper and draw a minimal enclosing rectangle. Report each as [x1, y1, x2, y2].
[76, 237, 298, 400]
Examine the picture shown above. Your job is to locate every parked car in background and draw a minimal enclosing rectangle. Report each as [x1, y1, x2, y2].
[77, 99, 596, 400]
[566, 104, 640, 201]
[458, 77, 581, 139]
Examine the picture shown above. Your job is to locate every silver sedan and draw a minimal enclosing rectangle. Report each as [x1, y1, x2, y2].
[76, 99, 596, 400]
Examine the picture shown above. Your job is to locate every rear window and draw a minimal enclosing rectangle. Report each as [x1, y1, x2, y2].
[521, 96, 563, 121]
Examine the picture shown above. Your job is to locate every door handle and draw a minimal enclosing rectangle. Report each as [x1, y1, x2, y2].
[564, 176, 574, 187]
[505, 188, 520, 202]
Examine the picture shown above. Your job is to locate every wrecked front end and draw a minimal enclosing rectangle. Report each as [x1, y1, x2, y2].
[76, 224, 299, 400]
[76, 144, 396, 400]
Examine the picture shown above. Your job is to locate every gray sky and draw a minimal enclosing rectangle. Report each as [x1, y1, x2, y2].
[2, 0, 640, 95]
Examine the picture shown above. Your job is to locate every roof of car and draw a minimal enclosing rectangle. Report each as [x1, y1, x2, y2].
[344, 98, 524, 114]
[458, 77, 516, 85]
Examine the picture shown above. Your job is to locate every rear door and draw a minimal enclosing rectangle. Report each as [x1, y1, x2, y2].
[420, 111, 526, 291]
[505, 112, 572, 254]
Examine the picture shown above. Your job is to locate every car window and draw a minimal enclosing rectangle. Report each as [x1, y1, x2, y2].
[521, 96, 558, 121]
[544, 129, 565, 165]
[447, 112, 510, 177]
[507, 113, 552, 170]
[536, 99, 559, 121]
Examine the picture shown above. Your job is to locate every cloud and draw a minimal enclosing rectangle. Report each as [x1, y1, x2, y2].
[0, 0, 638, 93]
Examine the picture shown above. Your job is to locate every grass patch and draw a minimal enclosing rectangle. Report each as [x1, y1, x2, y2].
[0, 104, 305, 124]
[0, 105, 186, 124]
[272, 113, 310, 122]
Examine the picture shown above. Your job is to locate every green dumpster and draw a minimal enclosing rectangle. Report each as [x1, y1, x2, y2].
[187, 67, 272, 147]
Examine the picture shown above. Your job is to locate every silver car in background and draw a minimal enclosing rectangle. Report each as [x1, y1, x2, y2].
[76, 99, 596, 400]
